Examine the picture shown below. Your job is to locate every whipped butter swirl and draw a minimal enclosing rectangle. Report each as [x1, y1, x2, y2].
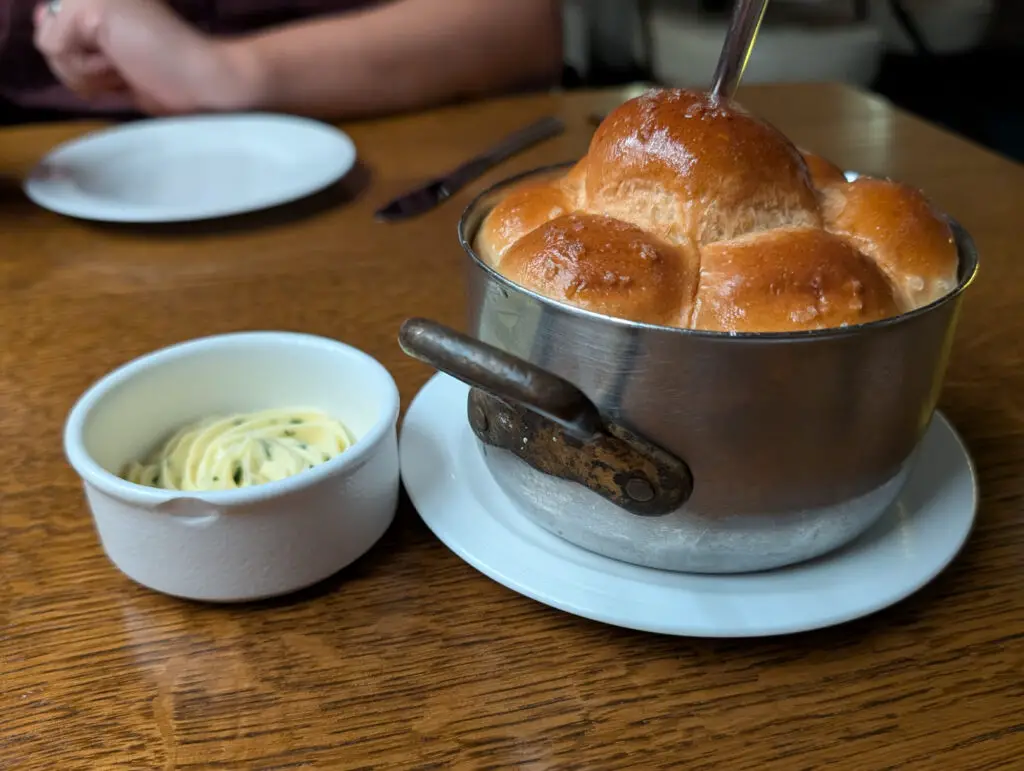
[123, 408, 352, 491]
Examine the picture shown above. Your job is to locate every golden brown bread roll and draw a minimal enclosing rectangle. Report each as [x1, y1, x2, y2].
[474, 87, 961, 333]
[500, 213, 697, 327]
[693, 228, 901, 332]
[476, 160, 588, 267]
[821, 177, 959, 308]
[585, 89, 821, 245]
[476, 179, 575, 267]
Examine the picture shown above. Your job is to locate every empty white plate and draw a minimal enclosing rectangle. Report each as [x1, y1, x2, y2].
[24, 113, 356, 222]
[400, 374, 979, 638]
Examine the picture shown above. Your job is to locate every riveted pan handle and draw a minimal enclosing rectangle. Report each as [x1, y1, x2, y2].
[399, 317, 603, 442]
[398, 317, 694, 517]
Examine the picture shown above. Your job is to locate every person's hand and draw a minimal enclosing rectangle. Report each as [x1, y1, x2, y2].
[33, 0, 261, 115]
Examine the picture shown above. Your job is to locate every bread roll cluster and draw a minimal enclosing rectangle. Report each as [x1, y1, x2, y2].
[475, 89, 959, 332]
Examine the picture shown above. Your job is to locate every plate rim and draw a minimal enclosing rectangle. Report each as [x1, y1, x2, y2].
[399, 373, 979, 638]
[22, 112, 356, 223]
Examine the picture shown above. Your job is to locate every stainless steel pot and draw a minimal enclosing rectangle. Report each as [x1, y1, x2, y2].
[400, 164, 979, 574]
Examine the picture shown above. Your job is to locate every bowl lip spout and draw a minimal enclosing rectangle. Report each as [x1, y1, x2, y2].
[457, 161, 979, 343]
[63, 330, 401, 510]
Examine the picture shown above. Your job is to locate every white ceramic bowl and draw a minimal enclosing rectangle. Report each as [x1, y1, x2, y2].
[64, 331, 401, 602]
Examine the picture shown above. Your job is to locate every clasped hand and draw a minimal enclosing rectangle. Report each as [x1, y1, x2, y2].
[33, 0, 258, 114]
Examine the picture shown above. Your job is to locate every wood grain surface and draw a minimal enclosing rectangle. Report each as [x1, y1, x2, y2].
[1, 84, 1022, 770]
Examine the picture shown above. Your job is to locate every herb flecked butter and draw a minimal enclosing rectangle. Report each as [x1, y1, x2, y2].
[122, 408, 351, 491]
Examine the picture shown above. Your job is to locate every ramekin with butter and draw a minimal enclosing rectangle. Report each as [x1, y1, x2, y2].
[63, 331, 400, 603]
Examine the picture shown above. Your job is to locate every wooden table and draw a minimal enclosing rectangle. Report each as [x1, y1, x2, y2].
[2, 84, 1022, 770]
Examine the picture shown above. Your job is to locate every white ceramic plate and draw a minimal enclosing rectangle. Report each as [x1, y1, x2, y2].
[24, 113, 356, 222]
[400, 374, 978, 638]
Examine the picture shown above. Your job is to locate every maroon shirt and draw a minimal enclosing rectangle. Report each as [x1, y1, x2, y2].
[0, 0, 371, 119]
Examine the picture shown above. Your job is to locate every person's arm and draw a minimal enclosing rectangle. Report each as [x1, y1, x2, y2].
[215, 0, 563, 119]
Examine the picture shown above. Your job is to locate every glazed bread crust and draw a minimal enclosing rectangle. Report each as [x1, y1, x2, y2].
[475, 88, 959, 333]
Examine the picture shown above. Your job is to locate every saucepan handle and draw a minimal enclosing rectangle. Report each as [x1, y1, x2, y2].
[398, 317, 604, 441]
[398, 317, 694, 517]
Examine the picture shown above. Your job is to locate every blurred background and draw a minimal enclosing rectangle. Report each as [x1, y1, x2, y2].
[559, 0, 1023, 163]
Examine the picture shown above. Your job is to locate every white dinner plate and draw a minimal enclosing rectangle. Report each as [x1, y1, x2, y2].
[24, 113, 356, 222]
[400, 374, 978, 638]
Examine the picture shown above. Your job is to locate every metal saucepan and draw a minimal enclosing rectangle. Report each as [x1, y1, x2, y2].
[399, 164, 980, 574]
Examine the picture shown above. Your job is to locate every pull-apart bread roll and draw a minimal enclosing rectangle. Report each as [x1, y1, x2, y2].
[693, 227, 900, 333]
[820, 178, 959, 309]
[500, 213, 697, 327]
[475, 160, 586, 267]
[475, 88, 960, 333]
